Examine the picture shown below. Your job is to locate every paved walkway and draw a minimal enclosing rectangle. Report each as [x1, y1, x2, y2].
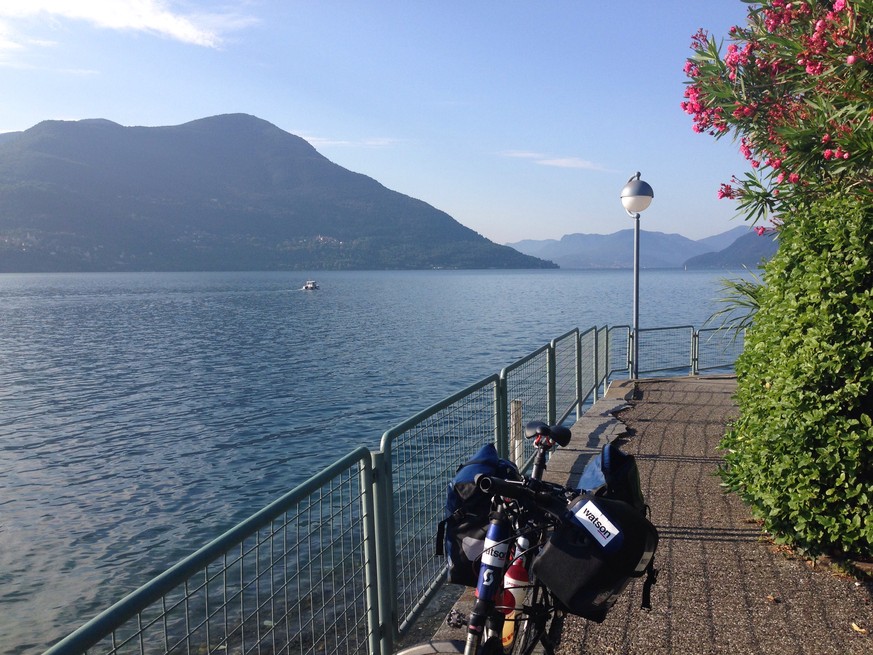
[430, 377, 872, 654]
[553, 377, 872, 655]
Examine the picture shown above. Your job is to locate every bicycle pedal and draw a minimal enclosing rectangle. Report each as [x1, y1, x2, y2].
[445, 609, 468, 628]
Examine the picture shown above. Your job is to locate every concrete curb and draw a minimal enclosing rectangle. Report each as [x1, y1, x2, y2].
[544, 379, 635, 488]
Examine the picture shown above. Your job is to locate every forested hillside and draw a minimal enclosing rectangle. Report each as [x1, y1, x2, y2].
[0, 114, 555, 271]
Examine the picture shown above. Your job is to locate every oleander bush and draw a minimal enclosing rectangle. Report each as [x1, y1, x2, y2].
[684, 0, 873, 556]
[724, 196, 873, 556]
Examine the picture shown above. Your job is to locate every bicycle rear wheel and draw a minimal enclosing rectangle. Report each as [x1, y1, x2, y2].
[502, 581, 562, 655]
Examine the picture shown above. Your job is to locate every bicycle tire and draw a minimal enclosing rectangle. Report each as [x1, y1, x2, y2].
[542, 607, 565, 655]
[394, 638, 509, 655]
[394, 639, 465, 655]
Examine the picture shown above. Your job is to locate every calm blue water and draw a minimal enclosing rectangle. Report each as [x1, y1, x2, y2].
[0, 269, 734, 653]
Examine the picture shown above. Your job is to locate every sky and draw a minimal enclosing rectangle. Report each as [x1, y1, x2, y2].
[0, 1, 754, 244]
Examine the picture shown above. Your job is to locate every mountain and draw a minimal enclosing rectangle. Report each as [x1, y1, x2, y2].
[695, 226, 750, 252]
[683, 231, 778, 269]
[508, 230, 715, 269]
[507, 226, 777, 270]
[0, 114, 555, 272]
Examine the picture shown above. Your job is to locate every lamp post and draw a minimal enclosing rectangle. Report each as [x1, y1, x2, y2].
[620, 172, 654, 379]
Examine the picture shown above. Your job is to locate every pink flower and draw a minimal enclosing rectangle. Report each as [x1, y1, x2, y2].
[833, 0, 846, 11]
[690, 28, 709, 49]
[847, 55, 858, 65]
[755, 226, 767, 236]
[717, 183, 739, 200]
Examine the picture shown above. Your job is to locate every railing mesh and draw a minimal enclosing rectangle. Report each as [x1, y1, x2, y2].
[697, 327, 745, 373]
[553, 329, 579, 425]
[637, 326, 695, 375]
[579, 327, 597, 411]
[502, 346, 549, 468]
[49, 451, 376, 655]
[383, 378, 499, 633]
[607, 326, 629, 379]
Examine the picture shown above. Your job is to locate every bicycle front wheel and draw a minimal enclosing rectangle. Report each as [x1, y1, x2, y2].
[394, 639, 465, 655]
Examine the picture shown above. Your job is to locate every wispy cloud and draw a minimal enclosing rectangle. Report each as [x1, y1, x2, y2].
[500, 150, 548, 160]
[536, 157, 607, 170]
[499, 149, 610, 172]
[0, 0, 257, 62]
[301, 134, 402, 149]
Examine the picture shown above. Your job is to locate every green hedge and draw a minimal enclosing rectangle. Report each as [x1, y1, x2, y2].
[723, 195, 873, 557]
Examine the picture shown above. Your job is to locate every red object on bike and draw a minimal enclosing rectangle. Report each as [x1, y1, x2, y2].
[502, 559, 529, 611]
[498, 589, 515, 615]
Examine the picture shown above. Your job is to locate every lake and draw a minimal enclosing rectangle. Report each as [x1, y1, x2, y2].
[0, 268, 740, 654]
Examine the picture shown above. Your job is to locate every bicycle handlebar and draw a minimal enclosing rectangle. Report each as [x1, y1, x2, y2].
[474, 474, 571, 518]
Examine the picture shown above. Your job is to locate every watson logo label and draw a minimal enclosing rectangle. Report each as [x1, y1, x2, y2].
[480, 537, 508, 567]
[575, 501, 620, 547]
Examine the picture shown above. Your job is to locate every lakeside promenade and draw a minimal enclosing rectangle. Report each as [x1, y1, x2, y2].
[431, 376, 871, 654]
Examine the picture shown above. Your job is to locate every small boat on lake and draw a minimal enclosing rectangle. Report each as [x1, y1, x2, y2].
[302, 280, 319, 290]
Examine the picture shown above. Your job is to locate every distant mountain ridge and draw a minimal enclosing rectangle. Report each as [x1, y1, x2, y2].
[507, 225, 776, 269]
[684, 231, 778, 269]
[0, 114, 555, 272]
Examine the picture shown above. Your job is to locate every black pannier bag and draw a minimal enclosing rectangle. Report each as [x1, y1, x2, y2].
[436, 443, 520, 586]
[577, 441, 647, 513]
[532, 493, 658, 622]
[532, 444, 658, 622]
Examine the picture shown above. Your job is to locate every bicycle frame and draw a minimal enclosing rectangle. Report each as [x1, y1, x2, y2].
[464, 504, 511, 655]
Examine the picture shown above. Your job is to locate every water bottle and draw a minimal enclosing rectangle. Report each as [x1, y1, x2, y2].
[500, 558, 529, 647]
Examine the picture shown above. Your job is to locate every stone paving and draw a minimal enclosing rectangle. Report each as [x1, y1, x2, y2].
[554, 377, 872, 655]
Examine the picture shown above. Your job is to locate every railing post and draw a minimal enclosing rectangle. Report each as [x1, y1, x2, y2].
[576, 330, 584, 422]
[496, 372, 509, 458]
[371, 449, 395, 655]
[361, 454, 384, 655]
[627, 328, 634, 378]
[692, 329, 700, 376]
[510, 399, 524, 468]
[592, 327, 600, 405]
[547, 340, 557, 425]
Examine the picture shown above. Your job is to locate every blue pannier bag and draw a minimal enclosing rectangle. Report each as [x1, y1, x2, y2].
[436, 443, 520, 586]
[532, 442, 658, 622]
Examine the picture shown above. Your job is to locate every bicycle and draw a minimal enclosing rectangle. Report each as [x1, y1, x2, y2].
[400, 421, 577, 655]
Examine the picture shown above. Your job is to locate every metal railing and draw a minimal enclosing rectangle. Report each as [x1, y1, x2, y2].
[694, 327, 745, 374]
[44, 447, 380, 655]
[44, 324, 742, 655]
[376, 374, 501, 641]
